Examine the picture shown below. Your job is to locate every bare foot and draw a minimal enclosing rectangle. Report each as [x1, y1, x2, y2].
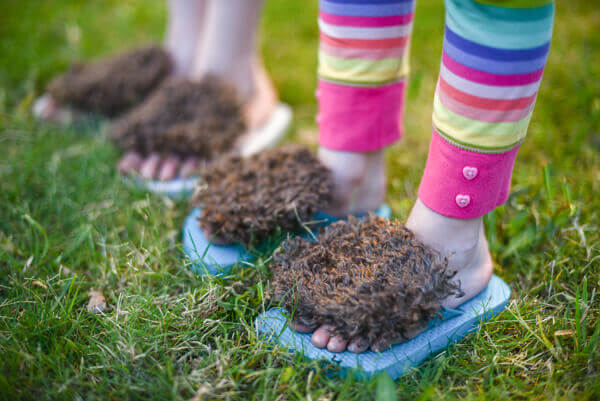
[317, 147, 386, 217]
[306, 198, 493, 353]
[120, 62, 279, 181]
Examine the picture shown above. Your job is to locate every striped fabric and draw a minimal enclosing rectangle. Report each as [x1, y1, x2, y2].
[433, 0, 555, 152]
[317, 0, 414, 152]
[318, 0, 415, 85]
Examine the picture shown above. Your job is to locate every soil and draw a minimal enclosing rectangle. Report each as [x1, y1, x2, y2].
[193, 145, 334, 246]
[109, 77, 246, 159]
[269, 215, 464, 345]
[47, 46, 172, 117]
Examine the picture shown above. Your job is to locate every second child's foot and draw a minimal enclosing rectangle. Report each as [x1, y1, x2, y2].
[118, 63, 279, 181]
[293, 198, 493, 353]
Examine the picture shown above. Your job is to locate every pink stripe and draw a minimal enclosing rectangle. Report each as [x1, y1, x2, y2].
[439, 77, 537, 111]
[320, 32, 409, 49]
[318, 79, 405, 152]
[443, 52, 545, 87]
[437, 84, 535, 123]
[319, 10, 414, 27]
[320, 42, 407, 60]
[418, 130, 521, 219]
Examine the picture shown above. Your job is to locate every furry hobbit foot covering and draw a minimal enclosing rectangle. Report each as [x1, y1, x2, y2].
[47, 46, 172, 117]
[110, 77, 246, 160]
[269, 215, 464, 345]
[192, 145, 334, 246]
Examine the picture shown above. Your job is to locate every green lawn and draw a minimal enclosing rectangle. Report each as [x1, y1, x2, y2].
[1, 1, 599, 400]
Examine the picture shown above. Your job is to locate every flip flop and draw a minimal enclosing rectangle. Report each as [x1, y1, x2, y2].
[136, 102, 293, 199]
[33, 46, 172, 124]
[182, 204, 392, 276]
[255, 274, 510, 379]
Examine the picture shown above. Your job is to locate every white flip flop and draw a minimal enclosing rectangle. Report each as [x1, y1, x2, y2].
[32, 94, 77, 124]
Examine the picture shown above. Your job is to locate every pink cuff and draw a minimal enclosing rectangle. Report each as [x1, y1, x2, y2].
[418, 130, 520, 219]
[317, 79, 405, 152]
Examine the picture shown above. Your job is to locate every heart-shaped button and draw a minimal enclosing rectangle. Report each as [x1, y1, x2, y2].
[463, 166, 478, 180]
[455, 194, 471, 208]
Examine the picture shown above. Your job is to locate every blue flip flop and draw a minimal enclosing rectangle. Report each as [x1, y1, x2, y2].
[182, 204, 393, 276]
[255, 274, 510, 379]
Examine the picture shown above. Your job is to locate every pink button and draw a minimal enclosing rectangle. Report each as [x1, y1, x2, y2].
[463, 166, 478, 180]
[455, 194, 471, 208]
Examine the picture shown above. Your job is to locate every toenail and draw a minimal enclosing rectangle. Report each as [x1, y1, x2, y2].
[463, 166, 478, 180]
[455, 194, 471, 208]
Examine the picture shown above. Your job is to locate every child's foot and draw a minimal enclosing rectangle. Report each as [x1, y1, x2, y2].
[317, 147, 386, 218]
[118, 63, 279, 181]
[292, 198, 493, 353]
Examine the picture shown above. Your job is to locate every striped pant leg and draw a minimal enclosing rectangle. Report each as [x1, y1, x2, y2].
[418, 0, 555, 218]
[317, 0, 415, 152]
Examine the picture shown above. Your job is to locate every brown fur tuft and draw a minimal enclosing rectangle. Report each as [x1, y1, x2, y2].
[193, 145, 334, 246]
[47, 46, 172, 117]
[269, 215, 463, 344]
[109, 77, 246, 159]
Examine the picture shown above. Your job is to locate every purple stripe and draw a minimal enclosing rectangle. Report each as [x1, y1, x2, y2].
[444, 37, 547, 75]
[445, 25, 550, 61]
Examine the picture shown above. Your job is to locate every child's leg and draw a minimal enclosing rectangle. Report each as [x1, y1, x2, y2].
[297, 0, 416, 351]
[317, 0, 415, 217]
[308, 0, 555, 353]
[403, 0, 554, 352]
[165, 0, 208, 76]
[122, 0, 279, 180]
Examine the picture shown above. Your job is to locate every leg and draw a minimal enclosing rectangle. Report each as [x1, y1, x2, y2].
[303, 0, 416, 351]
[306, 0, 555, 353]
[317, 0, 414, 218]
[118, 0, 209, 177]
[192, 0, 278, 135]
[126, 0, 279, 180]
[401, 0, 556, 351]
[165, 0, 208, 76]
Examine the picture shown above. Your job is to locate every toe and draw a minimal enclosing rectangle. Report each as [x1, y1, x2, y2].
[348, 337, 369, 354]
[118, 152, 143, 175]
[327, 335, 349, 353]
[157, 156, 180, 181]
[139, 153, 161, 180]
[311, 325, 333, 349]
[370, 326, 425, 352]
[179, 157, 199, 178]
[289, 321, 313, 333]
[370, 338, 392, 353]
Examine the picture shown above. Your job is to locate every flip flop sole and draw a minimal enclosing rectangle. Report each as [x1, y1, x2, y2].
[255, 274, 511, 379]
[182, 204, 392, 276]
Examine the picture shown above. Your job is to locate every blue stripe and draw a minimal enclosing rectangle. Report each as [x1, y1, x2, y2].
[320, 0, 414, 17]
[444, 37, 547, 75]
[445, 26, 550, 61]
[446, 0, 554, 49]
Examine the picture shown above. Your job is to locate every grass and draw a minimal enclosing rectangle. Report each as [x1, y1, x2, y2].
[0, 0, 599, 399]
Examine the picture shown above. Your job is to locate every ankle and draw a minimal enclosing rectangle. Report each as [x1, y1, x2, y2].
[407, 199, 482, 252]
[318, 147, 385, 216]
